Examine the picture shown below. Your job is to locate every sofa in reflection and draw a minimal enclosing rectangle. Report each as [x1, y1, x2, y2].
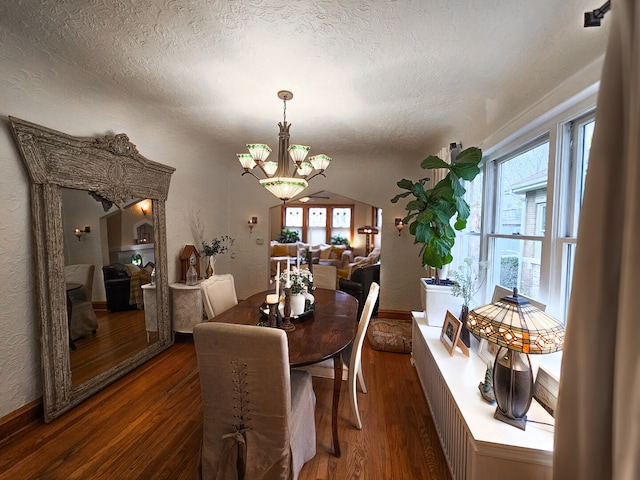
[102, 262, 154, 312]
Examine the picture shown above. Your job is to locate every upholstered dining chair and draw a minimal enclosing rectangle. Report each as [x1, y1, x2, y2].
[311, 264, 337, 290]
[296, 282, 379, 430]
[64, 264, 98, 340]
[193, 322, 317, 480]
[200, 274, 238, 320]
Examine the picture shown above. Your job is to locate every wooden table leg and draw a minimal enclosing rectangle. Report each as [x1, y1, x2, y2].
[332, 352, 343, 457]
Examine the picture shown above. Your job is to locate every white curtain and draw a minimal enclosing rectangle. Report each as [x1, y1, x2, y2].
[554, 2, 639, 479]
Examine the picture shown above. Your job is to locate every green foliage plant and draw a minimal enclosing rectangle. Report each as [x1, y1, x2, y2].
[451, 257, 489, 307]
[391, 147, 483, 277]
[200, 235, 235, 259]
[330, 234, 350, 247]
[277, 228, 300, 243]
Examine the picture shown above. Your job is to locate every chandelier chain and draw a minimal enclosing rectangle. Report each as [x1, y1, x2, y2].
[282, 96, 287, 125]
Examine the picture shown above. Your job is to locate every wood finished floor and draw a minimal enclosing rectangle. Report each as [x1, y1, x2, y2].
[0, 333, 452, 480]
[71, 308, 157, 385]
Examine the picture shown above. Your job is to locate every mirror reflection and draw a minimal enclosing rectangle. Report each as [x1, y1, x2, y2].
[61, 188, 158, 386]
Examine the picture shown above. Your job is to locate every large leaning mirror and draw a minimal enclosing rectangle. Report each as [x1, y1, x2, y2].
[9, 116, 175, 422]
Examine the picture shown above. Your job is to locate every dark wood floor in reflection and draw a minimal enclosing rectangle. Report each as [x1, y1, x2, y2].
[70, 308, 158, 385]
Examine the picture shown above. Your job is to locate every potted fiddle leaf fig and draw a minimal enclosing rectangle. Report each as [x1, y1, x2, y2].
[391, 146, 483, 327]
[391, 146, 482, 279]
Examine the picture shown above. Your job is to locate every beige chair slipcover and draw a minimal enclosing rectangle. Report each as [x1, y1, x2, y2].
[296, 282, 379, 429]
[200, 274, 238, 319]
[193, 322, 316, 480]
[310, 264, 337, 290]
[64, 264, 98, 340]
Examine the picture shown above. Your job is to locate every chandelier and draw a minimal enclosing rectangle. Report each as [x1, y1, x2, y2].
[237, 90, 331, 202]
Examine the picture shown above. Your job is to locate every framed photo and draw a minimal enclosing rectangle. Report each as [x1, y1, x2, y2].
[478, 338, 500, 366]
[440, 310, 469, 356]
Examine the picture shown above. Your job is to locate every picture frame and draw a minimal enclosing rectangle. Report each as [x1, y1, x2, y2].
[440, 310, 469, 356]
[477, 338, 500, 366]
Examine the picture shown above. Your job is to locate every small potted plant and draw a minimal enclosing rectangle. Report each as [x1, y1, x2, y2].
[200, 235, 235, 278]
[450, 258, 489, 346]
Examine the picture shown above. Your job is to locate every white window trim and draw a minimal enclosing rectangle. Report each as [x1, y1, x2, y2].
[481, 90, 598, 321]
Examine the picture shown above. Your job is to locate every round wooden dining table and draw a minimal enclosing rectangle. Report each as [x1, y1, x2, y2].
[210, 287, 359, 457]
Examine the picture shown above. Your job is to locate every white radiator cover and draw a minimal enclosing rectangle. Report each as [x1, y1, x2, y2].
[411, 312, 554, 480]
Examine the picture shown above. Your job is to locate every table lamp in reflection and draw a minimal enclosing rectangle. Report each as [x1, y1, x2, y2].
[467, 288, 564, 430]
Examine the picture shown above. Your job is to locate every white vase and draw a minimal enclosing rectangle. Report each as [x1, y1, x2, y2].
[290, 293, 306, 316]
[206, 255, 216, 278]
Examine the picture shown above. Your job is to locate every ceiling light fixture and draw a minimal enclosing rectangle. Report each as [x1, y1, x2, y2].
[237, 90, 331, 202]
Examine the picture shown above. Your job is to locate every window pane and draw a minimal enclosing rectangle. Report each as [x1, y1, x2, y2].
[308, 208, 326, 227]
[452, 172, 483, 268]
[331, 228, 351, 245]
[579, 121, 594, 202]
[308, 208, 327, 244]
[563, 243, 576, 323]
[496, 142, 549, 235]
[490, 237, 542, 299]
[285, 207, 303, 227]
[332, 208, 351, 228]
[571, 118, 595, 237]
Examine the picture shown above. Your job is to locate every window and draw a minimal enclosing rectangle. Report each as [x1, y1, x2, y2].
[331, 207, 351, 242]
[308, 207, 327, 244]
[284, 206, 303, 239]
[487, 139, 549, 300]
[483, 108, 595, 322]
[557, 112, 595, 319]
[282, 204, 354, 244]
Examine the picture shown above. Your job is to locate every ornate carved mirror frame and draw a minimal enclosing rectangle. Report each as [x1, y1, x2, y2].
[8, 116, 175, 421]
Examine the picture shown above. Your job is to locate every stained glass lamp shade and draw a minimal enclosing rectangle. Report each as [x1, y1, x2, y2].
[467, 288, 564, 429]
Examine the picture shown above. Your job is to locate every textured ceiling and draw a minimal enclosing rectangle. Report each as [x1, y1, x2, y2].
[0, 0, 609, 162]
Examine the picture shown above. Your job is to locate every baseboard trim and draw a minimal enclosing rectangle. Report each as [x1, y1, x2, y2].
[376, 309, 412, 321]
[93, 301, 108, 311]
[0, 398, 43, 446]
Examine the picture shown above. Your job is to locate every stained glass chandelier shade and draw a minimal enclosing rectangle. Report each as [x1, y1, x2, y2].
[237, 90, 331, 202]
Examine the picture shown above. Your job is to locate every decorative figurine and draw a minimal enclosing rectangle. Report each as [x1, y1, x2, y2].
[478, 364, 496, 404]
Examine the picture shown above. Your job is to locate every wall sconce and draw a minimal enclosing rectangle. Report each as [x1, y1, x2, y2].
[395, 218, 404, 236]
[137, 199, 151, 216]
[74, 226, 91, 241]
[248, 216, 258, 233]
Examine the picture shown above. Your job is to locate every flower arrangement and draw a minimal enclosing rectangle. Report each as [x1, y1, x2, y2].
[201, 235, 235, 258]
[279, 266, 313, 295]
[451, 257, 489, 307]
